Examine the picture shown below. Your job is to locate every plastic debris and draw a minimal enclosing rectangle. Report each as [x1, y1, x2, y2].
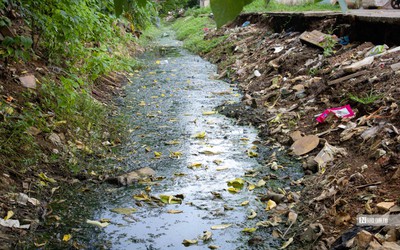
[365, 44, 388, 57]
[339, 36, 350, 45]
[242, 21, 250, 27]
[316, 105, 355, 123]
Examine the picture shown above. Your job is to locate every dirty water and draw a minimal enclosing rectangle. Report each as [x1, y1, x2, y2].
[100, 32, 267, 250]
[33, 30, 302, 250]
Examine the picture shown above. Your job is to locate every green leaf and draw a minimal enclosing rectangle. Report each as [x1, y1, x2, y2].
[114, 0, 124, 17]
[210, 0, 254, 28]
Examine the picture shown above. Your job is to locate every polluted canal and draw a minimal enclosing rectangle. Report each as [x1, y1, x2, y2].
[42, 30, 302, 249]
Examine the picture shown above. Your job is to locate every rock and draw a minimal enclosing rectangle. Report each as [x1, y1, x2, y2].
[19, 75, 37, 89]
[343, 56, 374, 73]
[354, 230, 374, 249]
[376, 201, 395, 212]
[385, 227, 399, 242]
[262, 190, 285, 203]
[108, 167, 156, 186]
[136, 167, 156, 177]
[48, 133, 62, 147]
[368, 239, 382, 250]
[301, 223, 324, 242]
[290, 135, 319, 156]
[292, 84, 305, 92]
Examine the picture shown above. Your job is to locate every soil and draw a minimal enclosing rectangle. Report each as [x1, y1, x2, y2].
[202, 13, 400, 249]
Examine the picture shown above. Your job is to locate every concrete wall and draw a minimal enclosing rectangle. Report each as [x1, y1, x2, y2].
[200, 0, 210, 7]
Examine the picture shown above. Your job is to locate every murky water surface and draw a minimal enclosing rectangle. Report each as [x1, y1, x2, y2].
[100, 33, 265, 250]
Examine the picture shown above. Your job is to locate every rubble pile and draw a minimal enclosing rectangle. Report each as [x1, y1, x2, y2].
[204, 18, 400, 248]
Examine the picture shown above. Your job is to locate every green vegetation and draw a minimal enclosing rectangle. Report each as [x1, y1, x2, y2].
[244, 0, 339, 12]
[349, 90, 383, 105]
[0, 0, 153, 173]
[172, 15, 226, 54]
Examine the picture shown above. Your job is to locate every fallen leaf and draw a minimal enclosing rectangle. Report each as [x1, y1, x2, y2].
[242, 227, 257, 233]
[159, 194, 183, 204]
[247, 151, 258, 158]
[202, 111, 217, 115]
[211, 224, 232, 230]
[256, 179, 266, 187]
[167, 210, 183, 214]
[169, 151, 182, 159]
[227, 178, 245, 189]
[228, 187, 240, 193]
[208, 245, 219, 249]
[38, 173, 56, 183]
[287, 211, 298, 225]
[154, 151, 162, 158]
[240, 200, 250, 206]
[188, 162, 202, 169]
[200, 149, 221, 155]
[200, 231, 212, 241]
[86, 219, 109, 228]
[133, 193, 151, 201]
[193, 131, 206, 139]
[182, 239, 198, 246]
[248, 184, 256, 191]
[213, 159, 223, 165]
[4, 211, 14, 220]
[279, 237, 293, 249]
[266, 200, 277, 211]
[34, 242, 47, 247]
[62, 234, 72, 242]
[165, 140, 180, 145]
[110, 208, 137, 215]
[247, 209, 257, 219]
[216, 166, 229, 171]
[290, 135, 319, 156]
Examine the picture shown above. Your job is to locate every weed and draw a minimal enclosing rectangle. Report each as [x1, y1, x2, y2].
[320, 35, 337, 57]
[244, 0, 339, 12]
[348, 90, 383, 105]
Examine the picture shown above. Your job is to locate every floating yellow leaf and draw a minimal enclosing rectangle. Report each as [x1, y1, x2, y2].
[247, 151, 258, 158]
[193, 131, 206, 139]
[248, 184, 256, 191]
[139, 101, 146, 106]
[159, 194, 183, 204]
[213, 159, 223, 165]
[216, 166, 229, 171]
[86, 219, 109, 228]
[202, 111, 217, 115]
[240, 201, 250, 206]
[188, 162, 202, 169]
[247, 209, 257, 219]
[174, 172, 186, 176]
[242, 227, 257, 233]
[62, 234, 72, 242]
[240, 137, 249, 141]
[110, 208, 137, 215]
[167, 210, 183, 214]
[165, 140, 180, 145]
[279, 237, 293, 249]
[211, 224, 232, 230]
[256, 179, 266, 187]
[182, 239, 198, 246]
[154, 151, 162, 158]
[133, 193, 151, 201]
[169, 151, 182, 159]
[228, 187, 240, 193]
[38, 173, 56, 183]
[227, 178, 245, 189]
[156, 60, 161, 64]
[266, 200, 277, 211]
[4, 210, 13, 220]
[145, 146, 151, 152]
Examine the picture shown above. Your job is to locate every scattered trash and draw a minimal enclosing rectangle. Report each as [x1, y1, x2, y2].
[314, 142, 348, 172]
[241, 21, 250, 27]
[0, 218, 30, 229]
[339, 36, 350, 45]
[316, 105, 355, 123]
[365, 44, 388, 57]
[254, 70, 261, 77]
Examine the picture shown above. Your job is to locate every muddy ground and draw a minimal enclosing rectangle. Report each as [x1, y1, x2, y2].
[199, 13, 400, 249]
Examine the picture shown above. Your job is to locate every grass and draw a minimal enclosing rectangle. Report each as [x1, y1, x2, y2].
[171, 15, 226, 54]
[348, 90, 383, 105]
[244, 0, 340, 12]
